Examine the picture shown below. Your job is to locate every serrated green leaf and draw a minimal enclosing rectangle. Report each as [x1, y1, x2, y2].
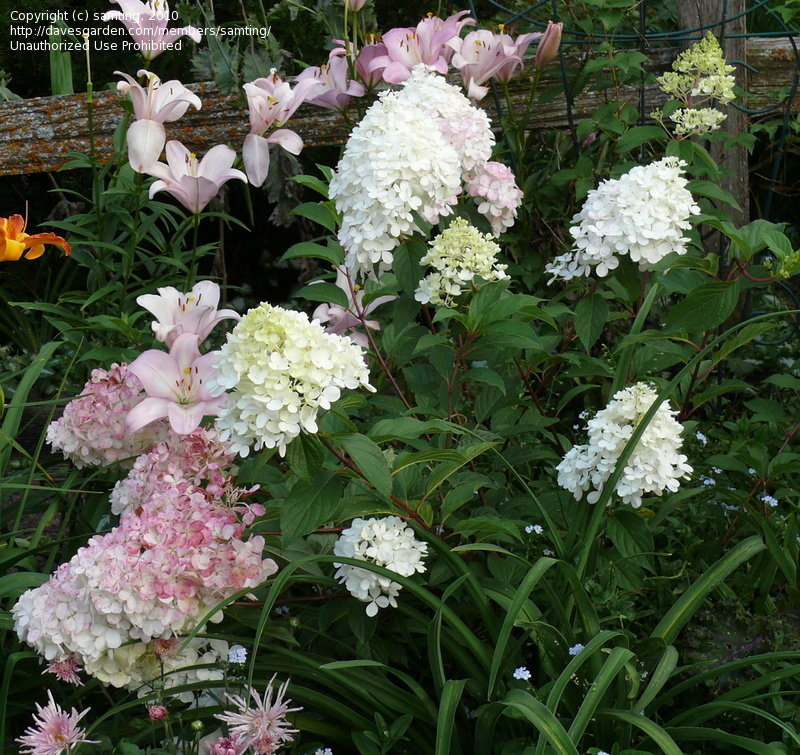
[281, 240, 343, 266]
[574, 294, 608, 350]
[295, 282, 349, 308]
[281, 473, 344, 543]
[337, 433, 393, 498]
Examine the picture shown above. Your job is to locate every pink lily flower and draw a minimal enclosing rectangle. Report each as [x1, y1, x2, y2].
[448, 28, 540, 99]
[369, 10, 475, 84]
[329, 39, 388, 90]
[137, 280, 240, 347]
[493, 29, 541, 82]
[102, 0, 202, 61]
[242, 70, 325, 188]
[296, 52, 366, 111]
[146, 141, 247, 214]
[312, 266, 395, 348]
[126, 332, 226, 435]
[116, 70, 202, 172]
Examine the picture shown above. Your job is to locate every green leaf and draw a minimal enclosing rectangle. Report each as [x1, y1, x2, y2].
[569, 647, 635, 742]
[285, 433, 325, 481]
[463, 367, 506, 394]
[574, 295, 609, 350]
[0, 341, 60, 475]
[599, 709, 682, 754]
[616, 125, 665, 153]
[665, 282, 739, 333]
[435, 679, 467, 755]
[667, 726, 785, 755]
[634, 645, 678, 714]
[280, 473, 344, 543]
[289, 173, 329, 198]
[0, 572, 48, 599]
[688, 179, 741, 210]
[337, 433, 393, 498]
[295, 282, 349, 308]
[281, 240, 344, 266]
[501, 690, 580, 755]
[368, 417, 455, 442]
[651, 536, 765, 644]
[488, 559, 558, 698]
[290, 201, 339, 231]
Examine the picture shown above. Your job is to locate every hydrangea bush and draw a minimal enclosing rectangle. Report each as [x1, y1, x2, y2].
[3, 3, 800, 755]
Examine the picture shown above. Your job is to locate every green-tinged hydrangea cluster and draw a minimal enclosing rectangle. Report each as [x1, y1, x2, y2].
[414, 217, 508, 307]
[658, 33, 736, 105]
[212, 303, 374, 457]
[657, 33, 736, 137]
[670, 106, 727, 136]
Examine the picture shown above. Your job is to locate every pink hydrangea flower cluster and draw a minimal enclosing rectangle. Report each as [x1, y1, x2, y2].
[46, 363, 170, 468]
[466, 161, 525, 235]
[109, 426, 257, 516]
[14, 477, 274, 690]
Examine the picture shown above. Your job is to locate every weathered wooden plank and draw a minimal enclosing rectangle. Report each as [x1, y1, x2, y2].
[0, 38, 795, 176]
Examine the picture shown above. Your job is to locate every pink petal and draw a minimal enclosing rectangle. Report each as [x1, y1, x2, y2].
[197, 144, 237, 180]
[266, 129, 304, 155]
[126, 396, 170, 432]
[126, 119, 166, 172]
[166, 403, 206, 434]
[128, 350, 182, 398]
[243, 133, 270, 188]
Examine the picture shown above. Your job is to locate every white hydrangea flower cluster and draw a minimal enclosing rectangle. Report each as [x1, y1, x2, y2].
[556, 382, 693, 509]
[333, 516, 428, 617]
[546, 157, 700, 281]
[414, 217, 508, 306]
[212, 303, 374, 457]
[329, 84, 462, 277]
[395, 66, 495, 177]
[330, 65, 519, 277]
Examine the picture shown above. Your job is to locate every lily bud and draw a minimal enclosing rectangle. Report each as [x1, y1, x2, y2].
[535, 21, 562, 70]
[344, 0, 367, 10]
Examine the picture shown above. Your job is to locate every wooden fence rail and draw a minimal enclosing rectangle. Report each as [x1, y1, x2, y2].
[0, 38, 796, 177]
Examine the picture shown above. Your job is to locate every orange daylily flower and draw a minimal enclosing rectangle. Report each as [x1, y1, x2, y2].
[0, 214, 72, 262]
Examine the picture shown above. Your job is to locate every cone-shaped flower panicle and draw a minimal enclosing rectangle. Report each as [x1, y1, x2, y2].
[242, 70, 325, 187]
[370, 10, 475, 83]
[137, 280, 240, 347]
[126, 332, 227, 435]
[102, 0, 202, 61]
[0, 214, 71, 262]
[116, 69, 201, 171]
[146, 141, 246, 213]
